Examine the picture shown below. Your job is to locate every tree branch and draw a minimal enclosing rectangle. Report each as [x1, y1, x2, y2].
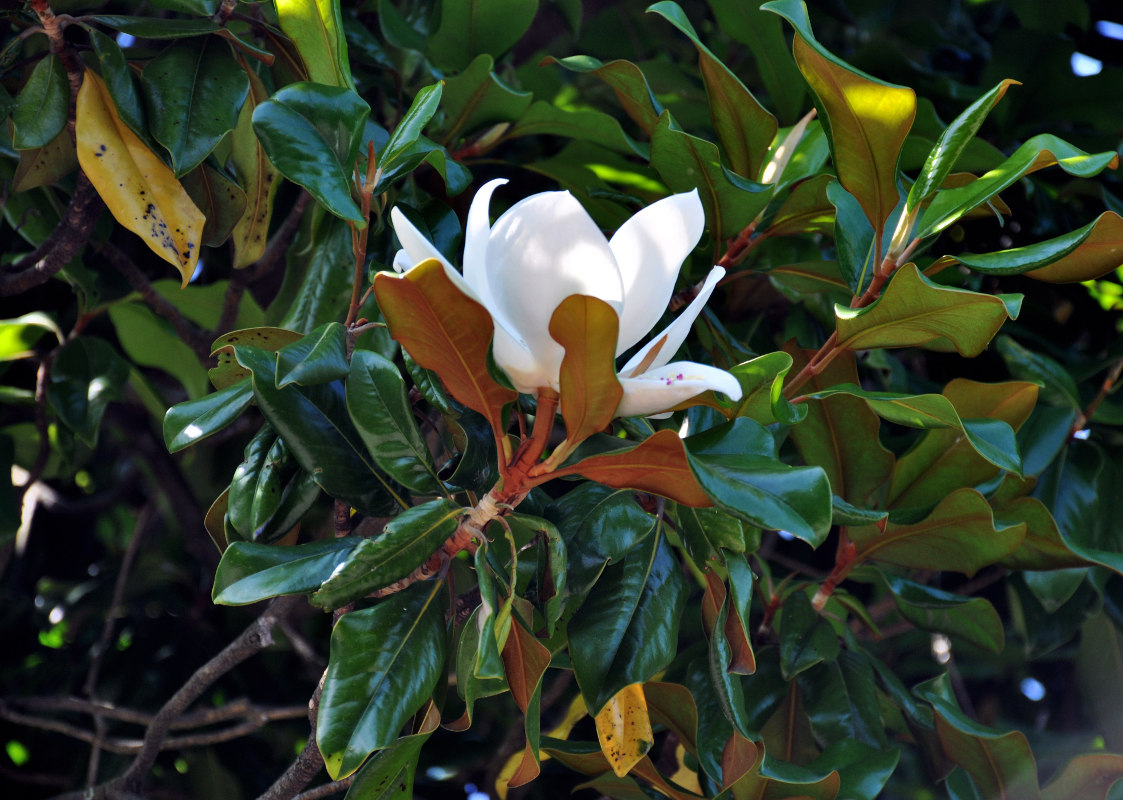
[41, 596, 302, 799]
[0, 173, 103, 296]
[102, 243, 214, 361]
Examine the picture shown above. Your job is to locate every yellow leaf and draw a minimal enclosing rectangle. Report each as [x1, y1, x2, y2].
[230, 66, 279, 268]
[595, 683, 654, 778]
[76, 72, 204, 286]
[670, 743, 702, 794]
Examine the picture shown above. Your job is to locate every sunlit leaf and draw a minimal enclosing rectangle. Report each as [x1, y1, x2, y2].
[835, 263, 1019, 356]
[276, 0, 351, 87]
[231, 66, 279, 268]
[373, 260, 516, 441]
[76, 71, 204, 285]
[318, 582, 445, 780]
[765, 0, 916, 233]
[850, 488, 1025, 576]
[648, 1, 776, 180]
[550, 295, 623, 445]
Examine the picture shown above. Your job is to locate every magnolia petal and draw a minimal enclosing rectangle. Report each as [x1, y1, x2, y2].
[616, 361, 743, 418]
[390, 206, 455, 273]
[487, 190, 624, 388]
[493, 324, 554, 393]
[463, 177, 507, 290]
[610, 189, 705, 355]
[619, 266, 724, 375]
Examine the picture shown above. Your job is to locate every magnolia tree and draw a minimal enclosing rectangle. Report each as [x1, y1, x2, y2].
[3, 0, 1123, 798]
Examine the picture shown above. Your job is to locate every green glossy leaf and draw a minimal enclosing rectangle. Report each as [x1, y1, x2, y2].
[835, 263, 1019, 356]
[180, 161, 248, 247]
[371, 133, 471, 196]
[342, 723, 434, 800]
[164, 379, 253, 452]
[472, 546, 507, 681]
[778, 590, 840, 680]
[996, 336, 1081, 410]
[831, 496, 887, 526]
[276, 0, 352, 88]
[805, 383, 1022, 475]
[107, 302, 208, 398]
[801, 651, 887, 748]
[276, 217, 355, 332]
[709, 592, 752, 738]
[0, 312, 60, 362]
[379, 83, 442, 169]
[951, 211, 1123, 284]
[764, 174, 835, 238]
[427, 0, 539, 72]
[648, 1, 776, 180]
[651, 112, 774, 246]
[454, 606, 508, 727]
[916, 680, 1041, 800]
[312, 499, 462, 609]
[907, 79, 1020, 209]
[704, 0, 806, 123]
[439, 54, 533, 143]
[882, 572, 1003, 652]
[546, 484, 656, 595]
[46, 338, 130, 447]
[141, 38, 249, 176]
[234, 345, 404, 515]
[318, 582, 446, 780]
[726, 351, 806, 426]
[1039, 441, 1123, 575]
[786, 349, 895, 508]
[568, 526, 688, 714]
[676, 505, 751, 565]
[347, 350, 440, 495]
[85, 15, 221, 38]
[888, 379, 1038, 509]
[808, 739, 899, 800]
[828, 180, 878, 295]
[850, 488, 1025, 576]
[228, 425, 291, 539]
[12, 54, 68, 150]
[685, 418, 832, 547]
[917, 134, 1120, 239]
[505, 102, 646, 157]
[544, 55, 660, 134]
[765, 0, 916, 233]
[149, 0, 219, 13]
[212, 537, 361, 605]
[275, 322, 349, 388]
[252, 82, 370, 223]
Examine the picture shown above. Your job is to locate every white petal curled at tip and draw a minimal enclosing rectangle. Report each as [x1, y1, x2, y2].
[485, 190, 624, 387]
[615, 360, 744, 419]
[619, 266, 725, 376]
[462, 178, 507, 294]
[609, 189, 705, 356]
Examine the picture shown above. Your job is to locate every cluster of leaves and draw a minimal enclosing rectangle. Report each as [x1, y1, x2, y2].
[3, 0, 1123, 798]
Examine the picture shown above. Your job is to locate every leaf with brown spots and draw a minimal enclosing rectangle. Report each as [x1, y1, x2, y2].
[77, 71, 204, 286]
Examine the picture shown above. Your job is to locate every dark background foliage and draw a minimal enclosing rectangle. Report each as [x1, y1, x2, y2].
[2, 0, 1122, 798]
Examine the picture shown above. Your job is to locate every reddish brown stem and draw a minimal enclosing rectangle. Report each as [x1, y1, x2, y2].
[811, 531, 859, 613]
[1069, 357, 1123, 440]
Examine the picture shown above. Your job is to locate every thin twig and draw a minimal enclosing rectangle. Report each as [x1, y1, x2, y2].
[15, 354, 54, 509]
[0, 704, 308, 755]
[1070, 357, 1123, 439]
[72, 596, 302, 797]
[102, 243, 214, 360]
[9, 696, 308, 731]
[84, 504, 156, 785]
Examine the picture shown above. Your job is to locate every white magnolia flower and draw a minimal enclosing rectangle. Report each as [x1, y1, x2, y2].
[390, 179, 742, 418]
